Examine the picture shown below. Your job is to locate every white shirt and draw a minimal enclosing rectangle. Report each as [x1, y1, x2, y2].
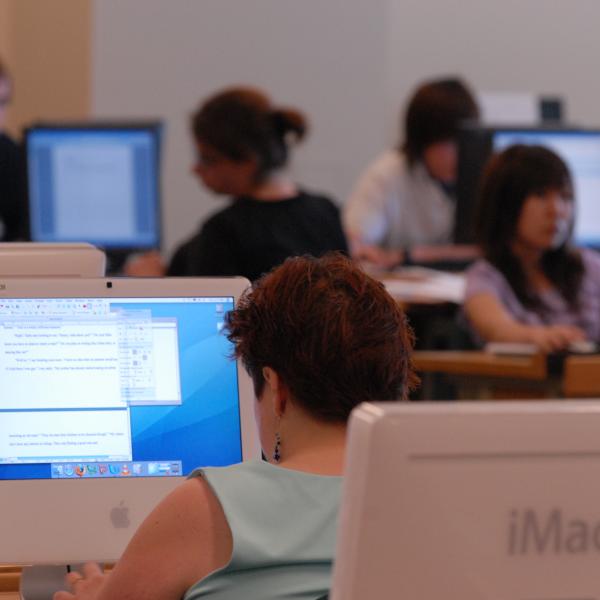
[343, 150, 455, 249]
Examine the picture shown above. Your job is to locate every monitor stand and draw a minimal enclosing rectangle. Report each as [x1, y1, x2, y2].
[20, 564, 99, 600]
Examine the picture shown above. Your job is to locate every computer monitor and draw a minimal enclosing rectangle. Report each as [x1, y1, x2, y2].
[332, 401, 600, 600]
[0, 276, 260, 565]
[25, 122, 162, 251]
[0, 242, 106, 277]
[455, 126, 600, 246]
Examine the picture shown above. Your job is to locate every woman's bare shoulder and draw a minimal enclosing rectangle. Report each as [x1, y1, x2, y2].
[92, 477, 232, 600]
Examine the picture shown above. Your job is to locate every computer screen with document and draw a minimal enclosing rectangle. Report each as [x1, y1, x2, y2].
[0, 276, 259, 564]
[25, 122, 162, 251]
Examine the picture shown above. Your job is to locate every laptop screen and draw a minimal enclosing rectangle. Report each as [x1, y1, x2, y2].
[0, 294, 241, 481]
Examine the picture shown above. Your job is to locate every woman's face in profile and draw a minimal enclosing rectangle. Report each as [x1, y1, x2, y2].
[515, 188, 573, 252]
[422, 139, 458, 184]
[192, 141, 258, 196]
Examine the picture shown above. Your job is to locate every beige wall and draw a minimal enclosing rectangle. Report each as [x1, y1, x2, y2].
[0, 2, 13, 70]
[1, 0, 91, 138]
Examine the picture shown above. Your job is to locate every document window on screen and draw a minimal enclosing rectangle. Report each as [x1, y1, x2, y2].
[51, 143, 137, 240]
[0, 295, 242, 482]
[26, 126, 161, 250]
[0, 299, 181, 466]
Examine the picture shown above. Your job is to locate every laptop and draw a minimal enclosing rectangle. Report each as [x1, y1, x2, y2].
[332, 401, 600, 600]
[0, 276, 260, 564]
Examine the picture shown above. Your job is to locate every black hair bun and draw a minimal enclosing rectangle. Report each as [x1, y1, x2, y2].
[269, 108, 308, 143]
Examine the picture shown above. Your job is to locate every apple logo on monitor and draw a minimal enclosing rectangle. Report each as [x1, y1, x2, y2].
[110, 501, 130, 528]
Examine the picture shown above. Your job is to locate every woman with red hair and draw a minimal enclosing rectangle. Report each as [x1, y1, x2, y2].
[56, 253, 416, 600]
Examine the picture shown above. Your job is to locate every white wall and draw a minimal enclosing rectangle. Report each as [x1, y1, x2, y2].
[385, 0, 600, 130]
[93, 0, 387, 256]
[93, 0, 600, 256]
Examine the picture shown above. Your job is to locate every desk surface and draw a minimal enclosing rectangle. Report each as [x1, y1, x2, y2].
[413, 351, 600, 398]
[0, 566, 20, 597]
[413, 350, 547, 380]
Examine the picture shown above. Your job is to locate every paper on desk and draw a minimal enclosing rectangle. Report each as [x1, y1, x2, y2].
[484, 342, 538, 356]
[383, 268, 466, 304]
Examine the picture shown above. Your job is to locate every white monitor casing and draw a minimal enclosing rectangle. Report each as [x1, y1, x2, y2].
[0, 242, 106, 277]
[0, 276, 260, 565]
[332, 401, 600, 600]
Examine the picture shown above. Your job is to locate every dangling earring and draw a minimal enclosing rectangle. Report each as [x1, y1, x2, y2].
[273, 431, 282, 463]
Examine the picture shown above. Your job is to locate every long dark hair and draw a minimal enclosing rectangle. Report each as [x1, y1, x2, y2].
[191, 86, 307, 182]
[475, 144, 583, 310]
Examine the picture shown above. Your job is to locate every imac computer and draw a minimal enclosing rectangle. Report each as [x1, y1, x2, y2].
[0, 242, 106, 277]
[455, 126, 600, 245]
[0, 276, 260, 566]
[25, 122, 162, 253]
[332, 401, 600, 600]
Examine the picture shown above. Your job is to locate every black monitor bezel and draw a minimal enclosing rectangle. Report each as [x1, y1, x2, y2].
[24, 120, 164, 254]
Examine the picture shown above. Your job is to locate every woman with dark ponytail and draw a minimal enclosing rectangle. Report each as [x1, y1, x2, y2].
[128, 86, 347, 280]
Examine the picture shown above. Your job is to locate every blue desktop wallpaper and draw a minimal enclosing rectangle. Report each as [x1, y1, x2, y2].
[0, 299, 243, 481]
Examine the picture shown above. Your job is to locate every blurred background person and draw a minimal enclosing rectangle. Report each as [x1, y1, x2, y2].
[127, 86, 347, 280]
[344, 77, 479, 269]
[463, 144, 600, 353]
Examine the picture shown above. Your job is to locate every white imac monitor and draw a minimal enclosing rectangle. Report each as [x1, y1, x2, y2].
[0, 276, 260, 565]
[25, 122, 162, 251]
[0, 242, 106, 277]
[332, 401, 600, 600]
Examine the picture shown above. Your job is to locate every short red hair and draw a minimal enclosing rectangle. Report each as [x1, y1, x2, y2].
[225, 253, 418, 422]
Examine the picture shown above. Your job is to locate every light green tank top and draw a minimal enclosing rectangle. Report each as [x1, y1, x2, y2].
[183, 460, 342, 600]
